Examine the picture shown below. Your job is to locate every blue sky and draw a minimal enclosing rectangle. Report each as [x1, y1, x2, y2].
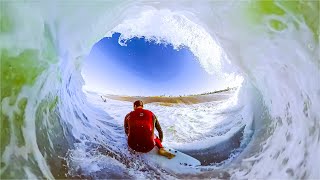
[82, 33, 226, 96]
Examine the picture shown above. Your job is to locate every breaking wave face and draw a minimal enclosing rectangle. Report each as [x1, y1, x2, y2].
[1, 1, 319, 179]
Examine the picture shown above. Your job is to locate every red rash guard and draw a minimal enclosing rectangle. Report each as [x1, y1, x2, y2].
[124, 108, 163, 153]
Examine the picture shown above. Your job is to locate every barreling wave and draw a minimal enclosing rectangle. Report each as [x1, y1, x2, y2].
[1, 1, 319, 179]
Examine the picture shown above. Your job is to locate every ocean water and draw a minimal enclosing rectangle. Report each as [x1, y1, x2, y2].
[1, 1, 319, 179]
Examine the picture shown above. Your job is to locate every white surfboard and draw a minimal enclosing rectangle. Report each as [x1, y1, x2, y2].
[140, 147, 201, 174]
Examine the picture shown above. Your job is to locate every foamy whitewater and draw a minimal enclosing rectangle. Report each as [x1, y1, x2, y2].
[1, 1, 319, 179]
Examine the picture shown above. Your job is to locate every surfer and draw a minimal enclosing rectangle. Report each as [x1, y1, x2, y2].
[124, 100, 175, 159]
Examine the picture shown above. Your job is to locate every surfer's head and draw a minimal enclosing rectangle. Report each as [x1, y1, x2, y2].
[133, 100, 144, 110]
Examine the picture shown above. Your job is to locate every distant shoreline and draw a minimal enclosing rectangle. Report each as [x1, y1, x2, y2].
[101, 87, 236, 106]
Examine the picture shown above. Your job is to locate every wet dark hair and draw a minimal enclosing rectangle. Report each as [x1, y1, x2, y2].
[133, 100, 143, 107]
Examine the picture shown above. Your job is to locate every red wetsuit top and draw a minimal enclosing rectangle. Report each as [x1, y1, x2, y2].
[124, 108, 163, 152]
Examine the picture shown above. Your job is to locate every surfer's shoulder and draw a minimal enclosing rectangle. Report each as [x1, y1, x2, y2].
[125, 112, 132, 118]
[143, 109, 154, 115]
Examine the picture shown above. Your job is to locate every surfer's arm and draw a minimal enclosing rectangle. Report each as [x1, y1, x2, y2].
[124, 113, 129, 136]
[153, 115, 163, 142]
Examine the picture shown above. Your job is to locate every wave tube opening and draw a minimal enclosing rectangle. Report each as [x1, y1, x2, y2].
[81, 32, 240, 97]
